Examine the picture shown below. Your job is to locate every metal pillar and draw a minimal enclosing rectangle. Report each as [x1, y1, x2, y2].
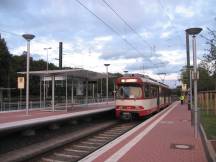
[43, 76, 46, 108]
[192, 35, 198, 138]
[92, 84, 95, 99]
[20, 89, 22, 109]
[185, 27, 202, 139]
[113, 80, 116, 101]
[26, 41, 30, 115]
[190, 69, 193, 126]
[40, 77, 42, 108]
[59, 42, 63, 69]
[96, 80, 98, 100]
[105, 66, 109, 104]
[65, 75, 68, 112]
[22, 34, 35, 115]
[101, 78, 102, 98]
[186, 32, 191, 110]
[86, 79, 88, 106]
[71, 79, 74, 105]
[52, 75, 55, 112]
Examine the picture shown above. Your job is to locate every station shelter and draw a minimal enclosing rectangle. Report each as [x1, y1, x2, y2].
[18, 68, 109, 112]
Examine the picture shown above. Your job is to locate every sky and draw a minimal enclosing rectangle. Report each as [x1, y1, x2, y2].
[0, 0, 215, 88]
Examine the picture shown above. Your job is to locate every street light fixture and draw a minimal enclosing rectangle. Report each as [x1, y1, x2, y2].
[104, 64, 110, 104]
[185, 27, 202, 138]
[124, 70, 128, 75]
[44, 47, 52, 71]
[22, 34, 35, 115]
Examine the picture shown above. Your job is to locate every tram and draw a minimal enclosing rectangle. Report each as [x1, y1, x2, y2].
[115, 74, 171, 119]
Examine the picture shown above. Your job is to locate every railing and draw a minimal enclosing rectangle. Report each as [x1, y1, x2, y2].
[198, 91, 216, 114]
[0, 97, 114, 112]
[198, 91, 216, 141]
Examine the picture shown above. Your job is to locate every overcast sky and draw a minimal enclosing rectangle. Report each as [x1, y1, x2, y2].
[0, 0, 215, 87]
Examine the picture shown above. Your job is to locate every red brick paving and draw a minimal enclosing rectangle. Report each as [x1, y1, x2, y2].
[0, 102, 114, 124]
[90, 103, 207, 162]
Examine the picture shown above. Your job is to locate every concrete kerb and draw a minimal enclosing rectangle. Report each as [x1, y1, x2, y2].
[200, 124, 216, 162]
[0, 106, 115, 135]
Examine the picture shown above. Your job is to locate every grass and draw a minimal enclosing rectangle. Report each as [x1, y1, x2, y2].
[200, 110, 216, 140]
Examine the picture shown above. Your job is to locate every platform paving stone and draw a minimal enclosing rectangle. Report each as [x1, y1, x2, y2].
[83, 102, 208, 162]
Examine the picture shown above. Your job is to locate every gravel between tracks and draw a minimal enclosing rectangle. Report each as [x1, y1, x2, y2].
[0, 121, 117, 162]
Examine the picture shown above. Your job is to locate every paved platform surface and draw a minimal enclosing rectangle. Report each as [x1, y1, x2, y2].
[0, 102, 114, 133]
[81, 102, 207, 162]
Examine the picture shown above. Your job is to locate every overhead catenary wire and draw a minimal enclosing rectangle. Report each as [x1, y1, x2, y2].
[157, 0, 184, 46]
[102, 0, 152, 49]
[75, 0, 166, 71]
[0, 29, 21, 37]
[105, 1, 166, 60]
[101, 0, 166, 73]
[75, 0, 142, 55]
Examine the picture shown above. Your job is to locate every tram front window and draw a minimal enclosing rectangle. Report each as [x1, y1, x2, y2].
[117, 85, 142, 99]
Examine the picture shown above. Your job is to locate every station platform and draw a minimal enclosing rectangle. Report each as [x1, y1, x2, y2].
[0, 102, 115, 134]
[81, 102, 208, 162]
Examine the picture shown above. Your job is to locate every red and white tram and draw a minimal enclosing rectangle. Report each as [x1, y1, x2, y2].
[115, 74, 171, 119]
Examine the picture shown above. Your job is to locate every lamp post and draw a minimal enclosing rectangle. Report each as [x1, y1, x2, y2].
[189, 66, 193, 125]
[104, 64, 110, 104]
[44, 47, 52, 71]
[185, 32, 191, 110]
[124, 70, 128, 75]
[22, 34, 35, 115]
[185, 27, 202, 138]
[43, 47, 51, 107]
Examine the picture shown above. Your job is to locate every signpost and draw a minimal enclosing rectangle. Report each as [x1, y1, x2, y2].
[18, 77, 25, 109]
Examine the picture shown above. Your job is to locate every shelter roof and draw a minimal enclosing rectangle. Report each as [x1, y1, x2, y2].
[18, 68, 107, 80]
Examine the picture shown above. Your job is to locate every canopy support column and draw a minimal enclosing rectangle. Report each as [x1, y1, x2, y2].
[52, 75, 55, 112]
[93, 84, 95, 100]
[43, 76, 46, 108]
[101, 78, 102, 99]
[71, 79, 74, 105]
[65, 75, 68, 112]
[40, 76, 42, 108]
[86, 79, 88, 106]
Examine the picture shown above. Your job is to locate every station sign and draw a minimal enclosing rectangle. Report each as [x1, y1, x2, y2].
[181, 83, 187, 92]
[121, 79, 137, 83]
[17, 77, 25, 89]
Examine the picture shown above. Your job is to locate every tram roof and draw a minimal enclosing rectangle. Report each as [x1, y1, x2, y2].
[118, 74, 170, 88]
[17, 68, 107, 80]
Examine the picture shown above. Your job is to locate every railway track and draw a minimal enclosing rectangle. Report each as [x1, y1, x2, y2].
[30, 121, 140, 162]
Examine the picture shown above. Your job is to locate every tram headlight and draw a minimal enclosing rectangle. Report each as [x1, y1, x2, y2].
[121, 79, 126, 83]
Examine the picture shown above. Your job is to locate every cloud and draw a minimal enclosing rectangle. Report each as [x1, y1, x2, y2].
[32, 53, 43, 60]
[160, 31, 172, 39]
[100, 50, 154, 60]
[124, 57, 169, 71]
[0, 0, 215, 87]
[175, 5, 195, 18]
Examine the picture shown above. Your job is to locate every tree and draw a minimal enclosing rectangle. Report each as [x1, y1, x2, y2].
[180, 66, 215, 91]
[197, 67, 215, 91]
[201, 28, 216, 75]
[0, 37, 12, 88]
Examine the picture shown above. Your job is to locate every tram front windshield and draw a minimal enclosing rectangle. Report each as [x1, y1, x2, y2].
[116, 84, 142, 99]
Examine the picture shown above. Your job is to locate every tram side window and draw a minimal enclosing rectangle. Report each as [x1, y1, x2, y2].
[160, 88, 164, 97]
[144, 84, 150, 98]
[151, 86, 157, 97]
